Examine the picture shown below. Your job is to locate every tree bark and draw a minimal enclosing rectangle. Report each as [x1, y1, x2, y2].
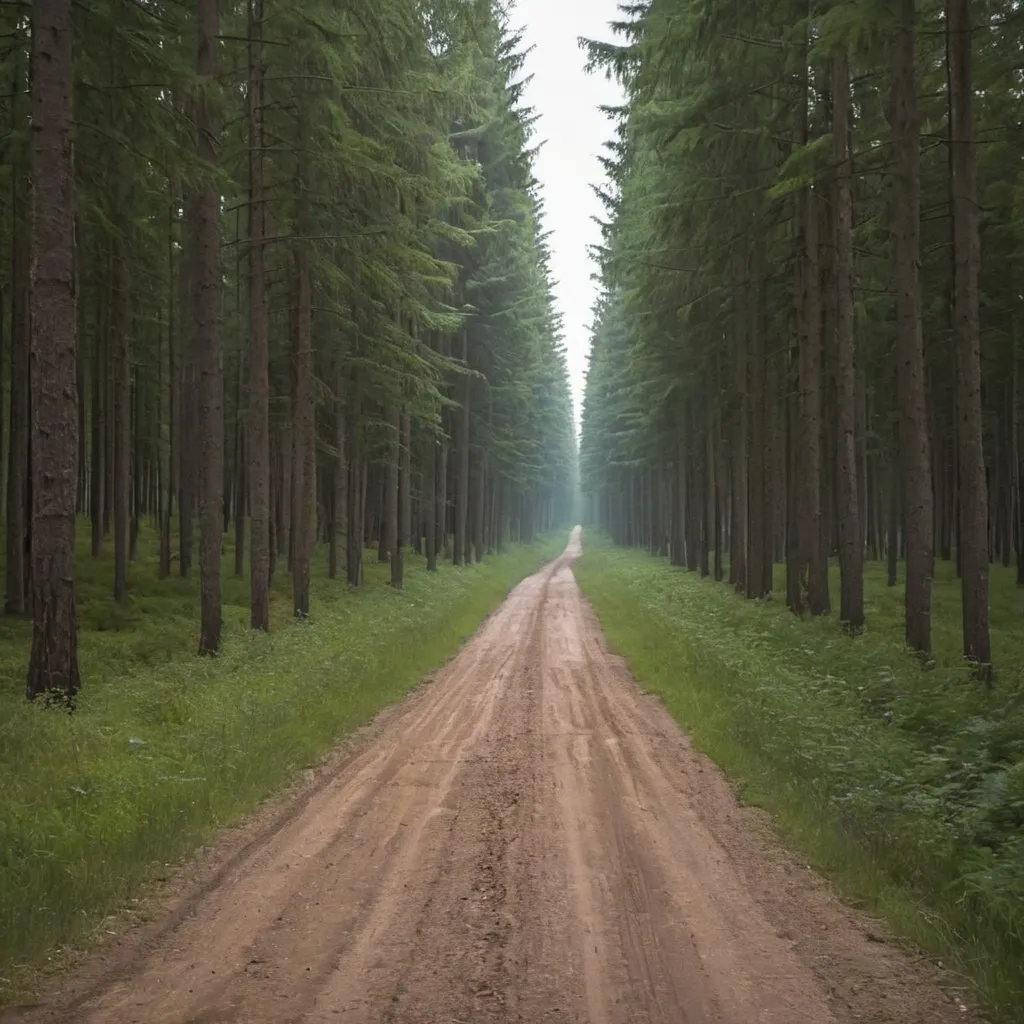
[90, 280, 105, 559]
[890, 0, 933, 654]
[730, 286, 747, 590]
[159, 189, 177, 579]
[798, 184, 827, 615]
[948, 0, 990, 672]
[290, 213, 315, 618]
[6, 194, 29, 616]
[112, 245, 130, 603]
[195, 0, 223, 654]
[454, 336, 470, 566]
[26, 0, 80, 700]
[346, 384, 363, 587]
[746, 266, 769, 599]
[400, 410, 411, 560]
[388, 408, 403, 588]
[328, 361, 346, 580]
[833, 46, 864, 630]
[425, 429, 438, 572]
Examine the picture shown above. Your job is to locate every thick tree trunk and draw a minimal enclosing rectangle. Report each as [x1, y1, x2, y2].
[833, 46, 864, 631]
[26, 0, 80, 700]
[195, 0, 223, 654]
[948, 0, 990, 672]
[890, 0, 933, 654]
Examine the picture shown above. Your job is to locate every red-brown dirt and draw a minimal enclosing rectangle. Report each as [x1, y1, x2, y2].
[14, 529, 980, 1023]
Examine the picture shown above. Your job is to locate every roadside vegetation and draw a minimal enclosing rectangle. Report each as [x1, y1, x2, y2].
[0, 529, 565, 1002]
[576, 535, 1024, 1023]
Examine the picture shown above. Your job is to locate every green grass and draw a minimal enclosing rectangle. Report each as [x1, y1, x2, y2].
[0, 525, 567, 1002]
[574, 533, 1024, 1023]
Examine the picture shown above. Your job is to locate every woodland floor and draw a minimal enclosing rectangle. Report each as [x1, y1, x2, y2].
[8, 529, 982, 1023]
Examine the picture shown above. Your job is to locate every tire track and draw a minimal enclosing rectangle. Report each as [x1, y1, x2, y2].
[19, 529, 984, 1024]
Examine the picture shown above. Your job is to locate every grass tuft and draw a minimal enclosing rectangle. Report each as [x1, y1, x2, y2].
[574, 533, 1024, 1024]
[0, 526, 566, 1002]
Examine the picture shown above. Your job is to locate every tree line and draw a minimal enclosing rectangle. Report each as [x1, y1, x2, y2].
[580, 0, 1014, 675]
[3, 0, 576, 701]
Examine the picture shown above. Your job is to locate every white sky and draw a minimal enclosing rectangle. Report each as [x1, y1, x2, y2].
[514, 0, 625, 433]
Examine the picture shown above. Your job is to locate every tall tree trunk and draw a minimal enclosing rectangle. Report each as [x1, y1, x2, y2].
[887, 445, 901, 587]
[388, 408, 403, 588]
[6, 193, 29, 615]
[798, 184, 827, 615]
[786, 349, 802, 610]
[454, 338, 470, 566]
[178, 175, 195, 579]
[671, 435, 685, 567]
[425, 430, 438, 572]
[833, 46, 864, 630]
[195, 0, 223, 654]
[26, 0, 80, 700]
[130, 365, 142, 561]
[891, 0, 933, 654]
[346, 384, 363, 587]
[399, 410, 411, 563]
[730, 291, 747, 590]
[472, 448, 486, 563]
[90, 283, 105, 559]
[112, 246, 130, 603]
[74, 278, 85, 516]
[948, 0, 990, 672]
[160, 189, 177, 580]
[763, 342, 779, 596]
[328, 361, 346, 580]
[290, 209, 314, 618]
[746, 267, 769, 599]
[278, 410, 292, 570]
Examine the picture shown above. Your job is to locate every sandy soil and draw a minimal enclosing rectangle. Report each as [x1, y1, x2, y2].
[14, 529, 982, 1023]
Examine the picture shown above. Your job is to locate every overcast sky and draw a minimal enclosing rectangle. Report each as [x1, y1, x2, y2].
[513, 0, 624, 433]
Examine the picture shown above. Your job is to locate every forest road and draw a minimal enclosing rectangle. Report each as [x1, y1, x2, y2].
[22, 528, 980, 1024]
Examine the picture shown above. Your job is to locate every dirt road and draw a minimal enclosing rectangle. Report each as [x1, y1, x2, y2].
[22, 529, 979, 1023]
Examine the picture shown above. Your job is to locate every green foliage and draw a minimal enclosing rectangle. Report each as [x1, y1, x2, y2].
[576, 536, 1024, 1022]
[0, 524, 565, 1002]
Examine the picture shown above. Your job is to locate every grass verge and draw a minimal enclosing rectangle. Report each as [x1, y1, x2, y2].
[0, 528, 567, 1002]
[574, 533, 1024, 1023]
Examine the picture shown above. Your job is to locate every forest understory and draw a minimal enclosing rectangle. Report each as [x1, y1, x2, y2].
[576, 535, 1024, 1022]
